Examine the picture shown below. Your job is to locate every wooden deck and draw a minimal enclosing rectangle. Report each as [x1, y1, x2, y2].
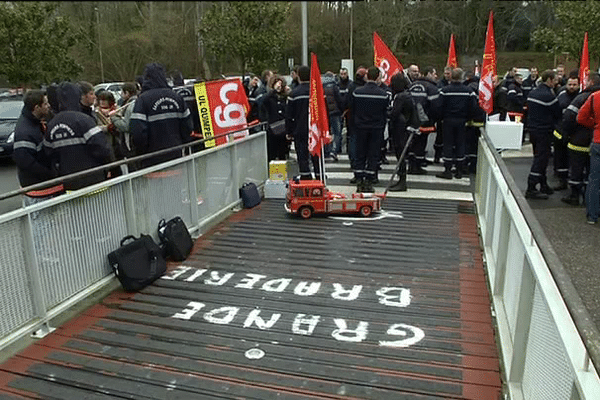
[0, 193, 501, 399]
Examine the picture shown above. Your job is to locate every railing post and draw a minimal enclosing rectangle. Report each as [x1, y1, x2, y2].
[187, 157, 199, 231]
[22, 210, 55, 338]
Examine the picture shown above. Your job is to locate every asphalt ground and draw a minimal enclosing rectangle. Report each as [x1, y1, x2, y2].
[501, 144, 600, 330]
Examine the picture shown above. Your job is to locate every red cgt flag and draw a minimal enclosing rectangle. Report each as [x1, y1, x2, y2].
[580, 32, 590, 91]
[478, 11, 496, 115]
[447, 34, 458, 68]
[373, 32, 403, 86]
[308, 53, 331, 157]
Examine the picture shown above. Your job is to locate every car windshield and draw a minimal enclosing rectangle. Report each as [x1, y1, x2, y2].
[0, 99, 23, 120]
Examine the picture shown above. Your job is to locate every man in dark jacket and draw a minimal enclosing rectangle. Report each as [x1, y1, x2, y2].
[13, 90, 64, 204]
[408, 66, 441, 174]
[560, 73, 600, 205]
[525, 70, 562, 199]
[348, 66, 391, 192]
[78, 81, 95, 118]
[130, 62, 193, 168]
[322, 72, 344, 161]
[43, 82, 112, 191]
[437, 68, 478, 179]
[552, 76, 580, 190]
[285, 65, 320, 180]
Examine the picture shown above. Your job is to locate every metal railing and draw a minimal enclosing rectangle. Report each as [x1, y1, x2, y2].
[475, 129, 600, 399]
[0, 126, 268, 352]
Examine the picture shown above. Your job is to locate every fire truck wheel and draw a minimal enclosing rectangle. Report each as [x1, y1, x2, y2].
[359, 205, 372, 217]
[299, 206, 313, 219]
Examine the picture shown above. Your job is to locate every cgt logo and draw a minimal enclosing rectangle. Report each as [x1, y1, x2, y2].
[214, 82, 246, 129]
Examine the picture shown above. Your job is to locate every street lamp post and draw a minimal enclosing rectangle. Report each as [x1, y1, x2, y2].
[95, 6, 105, 83]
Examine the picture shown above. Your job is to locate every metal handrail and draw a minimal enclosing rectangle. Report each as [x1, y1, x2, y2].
[0, 122, 267, 202]
[478, 129, 600, 373]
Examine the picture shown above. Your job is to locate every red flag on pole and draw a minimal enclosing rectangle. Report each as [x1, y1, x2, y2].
[308, 53, 331, 157]
[447, 34, 458, 68]
[478, 11, 496, 115]
[580, 32, 590, 91]
[373, 32, 403, 86]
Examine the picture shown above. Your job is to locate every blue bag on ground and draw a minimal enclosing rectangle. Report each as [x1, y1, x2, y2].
[239, 182, 261, 208]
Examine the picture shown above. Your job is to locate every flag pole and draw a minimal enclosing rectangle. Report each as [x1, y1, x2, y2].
[321, 141, 327, 185]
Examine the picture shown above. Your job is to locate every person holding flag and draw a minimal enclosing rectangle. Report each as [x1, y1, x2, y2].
[286, 65, 320, 180]
[307, 53, 332, 180]
[348, 66, 391, 192]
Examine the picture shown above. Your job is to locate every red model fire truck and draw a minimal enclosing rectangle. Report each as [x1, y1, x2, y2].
[284, 178, 383, 219]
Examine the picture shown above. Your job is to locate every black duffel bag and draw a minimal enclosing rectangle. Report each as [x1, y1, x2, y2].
[107, 234, 167, 292]
[158, 216, 194, 261]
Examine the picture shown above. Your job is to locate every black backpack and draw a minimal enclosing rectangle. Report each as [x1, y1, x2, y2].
[158, 217, 194, 261]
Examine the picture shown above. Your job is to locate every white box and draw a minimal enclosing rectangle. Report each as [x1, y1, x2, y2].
[264, 179, 287, 199]
[485, 121, 523, 150]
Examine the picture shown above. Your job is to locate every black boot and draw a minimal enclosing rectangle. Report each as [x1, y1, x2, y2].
[408, 160, 427, 175]
[436, 169, 453, 179]
[525, 181, 549, 199]
[364, 178, 374, 193]
[356, 177, 365, 192]
[561, 186, 581, 206]
[389, 174, 407, 191]
[552, 177, 568, 191]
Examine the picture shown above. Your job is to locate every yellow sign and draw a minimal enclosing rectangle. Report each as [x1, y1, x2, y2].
[194, 82, 215, 148]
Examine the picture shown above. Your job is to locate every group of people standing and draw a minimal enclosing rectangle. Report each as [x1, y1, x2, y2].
[248, 62, 485, 193]
[507, 64, 600, 225]
[13, 62, 194, 206]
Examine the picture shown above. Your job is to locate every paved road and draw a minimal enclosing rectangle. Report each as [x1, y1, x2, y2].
[501, 145, 600, 330]
[0, 159, 21, 214]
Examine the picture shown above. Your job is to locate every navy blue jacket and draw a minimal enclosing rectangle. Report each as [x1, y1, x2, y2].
[130, 64, 193, 167]
[526, 84, 561, 132]
[285, 82, 310, 140]
[507, 82, 525, 113]
[349, 81, 390, 131]
[440, 82, 478, 121]
[408, 77, 441, 125]
[13, 107, 55, 188]
[43, 82, 111, 190]
[562, 85, 600, 148]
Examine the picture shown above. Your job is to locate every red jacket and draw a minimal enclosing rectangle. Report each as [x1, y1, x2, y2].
[577, 91, 600, 144]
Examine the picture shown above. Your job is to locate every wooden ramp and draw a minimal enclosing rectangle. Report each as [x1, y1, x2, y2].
[0, 195, 501, 399]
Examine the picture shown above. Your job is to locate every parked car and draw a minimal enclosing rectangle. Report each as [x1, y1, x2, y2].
[0, 96, 23, 160]
[93, 82, 124, 104]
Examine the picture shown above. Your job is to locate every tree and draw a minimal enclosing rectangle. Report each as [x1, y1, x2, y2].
[199, 2, 291, 76]
[532, 1, 600, 64]
[0, 2, 82, 86]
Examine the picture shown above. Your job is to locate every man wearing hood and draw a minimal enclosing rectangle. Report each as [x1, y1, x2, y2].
[130, 62, 193, 168]
[13, 90, 64, 204]
[43, 82, 111, 191]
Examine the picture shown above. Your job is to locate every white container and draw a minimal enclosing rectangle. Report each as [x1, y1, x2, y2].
[485, 121, 524, 150]
[264, 179, 287, 199]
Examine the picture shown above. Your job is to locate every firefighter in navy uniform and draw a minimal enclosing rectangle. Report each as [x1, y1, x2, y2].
[464, 71, 486, 175]
[552, 76, 580, 191]
[285, 65, 321, 180]
[130, 62, 193, 168]
[348, 66, 391, 192]
[560, 73, 600, 205]
[524, 70, 562, 199]
[408, 66, 441, 174]
[437, 68, 478, 179]
[43, 82, 112, 191]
